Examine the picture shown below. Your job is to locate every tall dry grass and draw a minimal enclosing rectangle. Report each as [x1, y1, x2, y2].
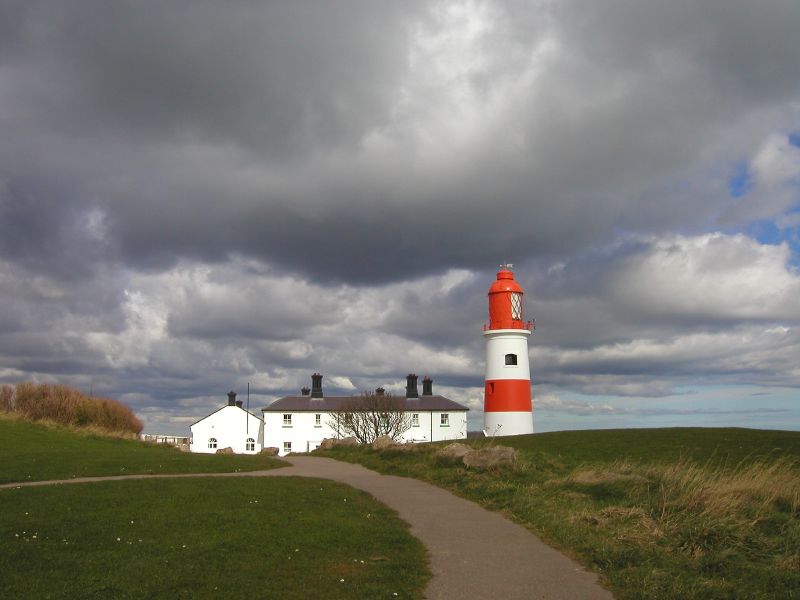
[568, 455, 800, 561]
[652, 456, 800, 525]
[570, 456, 799, 523]
[0, 382, 143, 435]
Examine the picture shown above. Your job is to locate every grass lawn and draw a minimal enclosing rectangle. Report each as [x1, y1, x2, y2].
[0, 477, 430, 599]
[0, 416, 285, 484]
[319, 428, 800, 600]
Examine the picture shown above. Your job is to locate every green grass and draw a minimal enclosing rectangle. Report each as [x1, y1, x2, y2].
[318, 428, 800, 600]
[0, 477, 429, 599]
[0, 416, 285, 483]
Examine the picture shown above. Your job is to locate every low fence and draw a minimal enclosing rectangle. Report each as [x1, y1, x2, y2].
[140, 434, 191, 451]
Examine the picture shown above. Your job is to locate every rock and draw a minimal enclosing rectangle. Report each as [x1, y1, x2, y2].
[318, 437, 359, 450]
[462, 446, 518, 470]
[436, 442, 471, 461]
[215, 446, 235, 455]
[260, 447, 279, 456]
[372, 435, 396, 450]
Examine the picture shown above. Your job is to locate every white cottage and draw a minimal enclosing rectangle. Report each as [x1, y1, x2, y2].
[190, 392, 264, 454]
[262, 374, 469, 456]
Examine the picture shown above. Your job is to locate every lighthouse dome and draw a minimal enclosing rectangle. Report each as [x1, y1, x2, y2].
[487, 268, 528, 330]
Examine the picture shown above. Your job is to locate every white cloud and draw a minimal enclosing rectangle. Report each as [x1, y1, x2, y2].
[751, 133, 800, 189]
[606, 233, 800, 321]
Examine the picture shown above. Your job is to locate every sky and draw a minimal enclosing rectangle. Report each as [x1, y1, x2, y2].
[1, 0, 799, 435]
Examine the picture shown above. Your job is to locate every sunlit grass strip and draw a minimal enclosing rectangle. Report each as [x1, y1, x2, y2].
[0, 416, 285, 484]
[0, 477, 429, 599]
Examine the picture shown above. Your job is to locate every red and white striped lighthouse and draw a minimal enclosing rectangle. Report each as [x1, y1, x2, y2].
[483, 264, 534, 437]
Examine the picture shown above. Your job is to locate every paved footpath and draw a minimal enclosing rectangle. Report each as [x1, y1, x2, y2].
[1, 456, 614, 600]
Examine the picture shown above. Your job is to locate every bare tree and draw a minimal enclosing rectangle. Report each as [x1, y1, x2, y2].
[327, 391, 412, 444]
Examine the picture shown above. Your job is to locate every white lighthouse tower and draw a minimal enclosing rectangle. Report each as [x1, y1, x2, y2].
[483, 264, 534, 437]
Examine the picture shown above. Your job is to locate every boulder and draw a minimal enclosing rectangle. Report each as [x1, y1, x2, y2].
[372, 435, 396, 450]
[215, 446, 235, 455]
[462, 445, 518, 470]
[318, 437, 359, 450]
[260, 447, 279, 456]
[436, 442, 471, 461]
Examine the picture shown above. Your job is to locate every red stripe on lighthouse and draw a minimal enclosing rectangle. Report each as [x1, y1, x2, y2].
[484, 379, 532, 412]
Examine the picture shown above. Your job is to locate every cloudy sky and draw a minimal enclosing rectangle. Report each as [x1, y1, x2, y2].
[2, 0, 799, 434]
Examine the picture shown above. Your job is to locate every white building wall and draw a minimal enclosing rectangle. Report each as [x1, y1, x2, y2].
[263, 410, 334, 456]
[190, 406, 264, 454]
[263, 409, 468, 457]
[402, 411, 468, 443]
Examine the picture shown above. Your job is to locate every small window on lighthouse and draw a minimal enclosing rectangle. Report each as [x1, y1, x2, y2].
[510, 292, 523, 320]
[505, 353, 518, 366]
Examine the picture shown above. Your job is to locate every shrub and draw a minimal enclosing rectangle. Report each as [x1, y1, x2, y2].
[0, 382, 143, 435]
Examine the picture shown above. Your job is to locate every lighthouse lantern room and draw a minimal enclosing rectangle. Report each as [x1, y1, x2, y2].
[483, 264, 534, 436]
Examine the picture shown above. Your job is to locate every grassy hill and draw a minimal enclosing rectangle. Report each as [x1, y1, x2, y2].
[0, 415, 285, 483]
[320, 428, 800, 600]
[0, 417, 430, 599]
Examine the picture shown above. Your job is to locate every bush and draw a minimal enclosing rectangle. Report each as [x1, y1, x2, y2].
[0, 382, 143, 435]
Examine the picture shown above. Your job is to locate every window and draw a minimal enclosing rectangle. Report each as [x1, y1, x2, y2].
[505, 353, 518, 366]
[283, 414, 292, 427]
[510, 292, 523, 320]
[283, 441, 292, 454]
[440, 413, 449, 427]
[411, 413, 420, 427]
[315, 413, 322, 427]
[208, 437, 217, 449]
[246, 437, 255, 451]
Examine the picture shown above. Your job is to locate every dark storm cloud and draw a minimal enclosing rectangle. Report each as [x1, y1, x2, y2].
[2, 1, 800, 432]
[6, 1, 416, 152]
[2, 0, 798, 285]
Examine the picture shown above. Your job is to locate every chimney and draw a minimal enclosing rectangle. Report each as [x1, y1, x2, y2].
[422, 376, 433, 396]
[406, 373, 419, 398]
[375, 387, 385, 396]
[235, 400, 243, 409]
[227, 391, 237, 406]
[311, 373, 323, 398]
[301, 387, 311, 396]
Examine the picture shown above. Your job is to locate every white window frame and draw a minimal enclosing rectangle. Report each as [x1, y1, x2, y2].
[315, 413, 322, 427]
[510, 292, 523, 320]
[208, 437, 217, 449]
[411, 413, 420, 427]
[283, 413, 292, 427]
[283, 441, 292, 454]
[246, 437, 255, 451]
[440, 413, 449, 427]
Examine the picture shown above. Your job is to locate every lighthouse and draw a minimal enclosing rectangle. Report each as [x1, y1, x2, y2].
[483, 264, 534, 437]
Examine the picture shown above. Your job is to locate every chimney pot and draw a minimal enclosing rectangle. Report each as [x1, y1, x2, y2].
[301, 387, 311, 396]
[311, 373, 323, 398]
[375, 387, 385, 396]
[227, 391, 237, 406]
[422, 376, 433, 396]
[406, 373, 419, 398]
[235, 400, 243, 409]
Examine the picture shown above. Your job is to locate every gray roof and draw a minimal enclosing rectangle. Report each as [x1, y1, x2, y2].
[262, 395, 469, 412]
